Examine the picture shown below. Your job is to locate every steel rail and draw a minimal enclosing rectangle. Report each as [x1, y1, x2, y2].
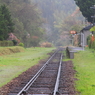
[53, 53, 63, 95]
[17, 50, 58, 95]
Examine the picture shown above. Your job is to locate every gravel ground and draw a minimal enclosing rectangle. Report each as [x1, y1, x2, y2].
[0, 58, 78, 95]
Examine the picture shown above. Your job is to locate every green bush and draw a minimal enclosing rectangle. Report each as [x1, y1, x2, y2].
[91, 41, 95, 49]
[87, 35, 95, 49]
[0, 41, 13, 47]
[12, 40, 17, 46]
[88, 40, 91, 48]
[18, 42, 24, 47]
[8, 41, 14, 46]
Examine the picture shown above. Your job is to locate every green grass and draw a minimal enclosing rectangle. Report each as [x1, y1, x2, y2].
[0, 47, 55, 87]
[72, 48, 95, 95]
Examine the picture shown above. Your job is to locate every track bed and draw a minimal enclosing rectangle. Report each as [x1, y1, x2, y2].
[0, 49, 76, 95]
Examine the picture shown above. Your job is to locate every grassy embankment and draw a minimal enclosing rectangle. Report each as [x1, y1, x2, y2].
[0, 46, 55, 87]
[64, 48, 95, 95]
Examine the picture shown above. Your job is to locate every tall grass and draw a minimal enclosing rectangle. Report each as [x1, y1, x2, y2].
[0, 47, 55, 87]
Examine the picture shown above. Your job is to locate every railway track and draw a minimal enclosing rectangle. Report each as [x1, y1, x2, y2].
[8, 49, 70, 95]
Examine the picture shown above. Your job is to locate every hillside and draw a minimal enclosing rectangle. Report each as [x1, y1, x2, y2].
[33, 0, 84, 46]
[0, 0, 84, 47]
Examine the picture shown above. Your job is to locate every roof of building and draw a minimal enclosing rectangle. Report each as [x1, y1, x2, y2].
[81, 24, 95, 31]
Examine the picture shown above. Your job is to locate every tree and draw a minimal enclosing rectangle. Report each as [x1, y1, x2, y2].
[1, 0, 45, 47]
[0, 4, 14, 40]
[74, 0, 95, 23]
[33, 0, 84, 46]
[0, 11, 7, 40]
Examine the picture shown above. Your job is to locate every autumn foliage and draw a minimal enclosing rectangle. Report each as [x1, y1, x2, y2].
[91, 35, 94, 42]
[40, 42, 52, 47]
[88, 35, 95, 49]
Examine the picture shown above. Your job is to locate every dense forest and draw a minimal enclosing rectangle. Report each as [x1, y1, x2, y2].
[0, 0, 44, 47]
[33, 0, 84, 46]
[0, 0, 84, 47]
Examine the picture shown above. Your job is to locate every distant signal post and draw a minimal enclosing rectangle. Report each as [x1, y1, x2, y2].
[70, 30, 76, 34]
[70, 30, 77, 46]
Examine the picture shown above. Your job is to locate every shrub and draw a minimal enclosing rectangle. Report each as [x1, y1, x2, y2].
[40, 42, 52, 47]
[87, 35, 95, 49]
[8, 41, 14, 46]
[0, 41, 13, 46]
[18, 42, 24, 47]
[91, 41, 95, 49]
[12, 40, 17, 46]
[88, 40, 91, 48]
